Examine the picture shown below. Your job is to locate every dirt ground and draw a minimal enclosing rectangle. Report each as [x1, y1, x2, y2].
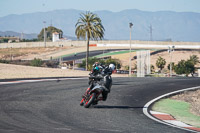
[0, 47, 70, 60]
[0, 63, 128, 79]
[0, 63, 88, 79]
[1, 47, 199, 71]
[0, 47, 200, 78]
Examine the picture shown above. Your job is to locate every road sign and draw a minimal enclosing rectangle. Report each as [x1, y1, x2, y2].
[75, 60, 83, 64]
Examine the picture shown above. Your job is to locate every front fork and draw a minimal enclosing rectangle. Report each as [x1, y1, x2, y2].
[80, 84, 103, 106]
[80, 85, 93, 106]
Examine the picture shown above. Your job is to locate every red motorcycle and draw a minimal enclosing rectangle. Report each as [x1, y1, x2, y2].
[80, 64, 114, 108]
[80, 76, 105, 108]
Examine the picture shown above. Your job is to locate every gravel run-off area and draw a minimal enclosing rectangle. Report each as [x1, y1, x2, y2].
[0, 63, 127, 79]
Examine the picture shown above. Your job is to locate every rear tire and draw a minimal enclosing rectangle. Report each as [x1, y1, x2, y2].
[84, 93, 96, 108]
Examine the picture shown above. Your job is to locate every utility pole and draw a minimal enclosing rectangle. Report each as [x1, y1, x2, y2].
[149, 24, 153, 41]
[59, 45, 63, 67]
[43, 21, 46, 48]
[21, 32, 24, 40]
[129, 22, 133, 77]
[168, 46, 175, 77]
[50, 19, 52, 27]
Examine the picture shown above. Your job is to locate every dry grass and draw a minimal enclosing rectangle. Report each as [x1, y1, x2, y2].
[0, 63, 127, 79]
[0, 47, 72, 60]
[0, 63, 88, 79]
[1, 47, 199, 70]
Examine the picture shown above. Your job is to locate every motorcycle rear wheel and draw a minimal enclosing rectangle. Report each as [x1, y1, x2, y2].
[84, 93, 96, 108]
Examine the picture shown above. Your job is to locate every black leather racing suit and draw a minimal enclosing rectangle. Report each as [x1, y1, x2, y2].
[88, 65, 112, 101]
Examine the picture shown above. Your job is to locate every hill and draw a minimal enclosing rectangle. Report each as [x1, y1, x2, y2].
[0, 31, 37, 39]
[0, 9, 200, 42]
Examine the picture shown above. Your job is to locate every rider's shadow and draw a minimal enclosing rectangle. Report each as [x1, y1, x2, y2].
[93, 105, 142, 109]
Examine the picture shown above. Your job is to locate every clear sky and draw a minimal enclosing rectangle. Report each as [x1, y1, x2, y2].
[0, 0, 200, 17]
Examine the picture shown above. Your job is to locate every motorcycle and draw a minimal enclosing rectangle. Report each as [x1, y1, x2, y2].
[80, 64, 114, 108]
[80, 75, 105, 108]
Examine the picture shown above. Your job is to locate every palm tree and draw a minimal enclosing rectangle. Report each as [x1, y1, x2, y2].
[156, 56, 166, 72]
[189, 55, 199, 65]
[75, 11, 105, 70]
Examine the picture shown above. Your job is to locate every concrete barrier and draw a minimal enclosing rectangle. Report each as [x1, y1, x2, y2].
[97, 43, 200, 49]
[0, 40, 200, 49]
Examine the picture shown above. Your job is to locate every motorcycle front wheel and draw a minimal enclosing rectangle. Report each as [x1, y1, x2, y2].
[84, 93, 96, 108]
[80, 98, 85, 106]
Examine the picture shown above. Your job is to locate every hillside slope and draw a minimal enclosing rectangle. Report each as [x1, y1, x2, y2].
[0, 9, 200, 41]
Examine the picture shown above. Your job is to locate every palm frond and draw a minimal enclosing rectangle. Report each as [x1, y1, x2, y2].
[75, 11, 105, 41]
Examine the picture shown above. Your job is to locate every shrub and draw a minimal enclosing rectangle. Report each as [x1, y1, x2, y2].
[77, 57, 121, 70]
[78, 57, 104, 70]
[105, 58, 121, 69]
[0, 59, 10, 64]
[124, 65, 129, 71]
[30, 58, 43, 67]
[151, 64, 155, 73]
[45, 61, 59, 68]
[167, 62, 175, 70]
[156, 56, 166, 71]
[188, 55, 199, 65]
[174, 60, 195, 76]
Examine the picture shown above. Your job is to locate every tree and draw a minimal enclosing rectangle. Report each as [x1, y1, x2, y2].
[156, 56, 166, 71]
[167, 62, 175, 70]
[174, 60, 185, 75]
[151, 64, 155, 73]
[78, 57, 104, 71]
[188, 55, 199, 65]
[105, 58, 121, 69]
[174, 60, 195, 76]
[75, 11, 105, 70]
[77, 57, 121, 71]
[3, 38, 9, 43]
[185, 60, 195, 76]
[38, 26, 63, 41]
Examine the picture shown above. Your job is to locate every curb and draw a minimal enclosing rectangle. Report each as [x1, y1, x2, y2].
[150, 111, 200, 132]
[143, 86, 200, 133]
[0, 77, 87, 85]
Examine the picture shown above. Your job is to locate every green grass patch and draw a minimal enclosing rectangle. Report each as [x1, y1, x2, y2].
[152, 98, 200, 127]
[54, 49, 157, 59]
[95, 50, 137, 58]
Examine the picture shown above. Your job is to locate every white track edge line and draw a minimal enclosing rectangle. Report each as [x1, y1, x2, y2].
[0, 77, 87, 85]
[143, 86, 200, 133]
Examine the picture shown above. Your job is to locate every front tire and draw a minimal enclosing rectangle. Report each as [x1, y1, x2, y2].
[84, 93, 96, 108]
[80, 98, 85, 106]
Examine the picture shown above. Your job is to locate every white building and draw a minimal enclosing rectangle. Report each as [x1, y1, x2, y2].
[52, 32, 60, 42]
[52, 32, 69, 42]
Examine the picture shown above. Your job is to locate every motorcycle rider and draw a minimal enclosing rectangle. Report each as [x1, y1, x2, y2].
[88, 62, 115, 103]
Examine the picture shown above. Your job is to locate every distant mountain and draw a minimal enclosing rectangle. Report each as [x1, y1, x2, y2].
[0, 9, 200, 42]
[0, 31, 78, 40]
[0, 31, 37, 39]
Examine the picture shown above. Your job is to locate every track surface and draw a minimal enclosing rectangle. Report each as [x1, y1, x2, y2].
[0, 77, 199, 133]
[61, 49, 126, 61]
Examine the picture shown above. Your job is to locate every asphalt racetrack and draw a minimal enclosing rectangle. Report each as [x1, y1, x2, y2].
[0, 77, 200, 133]
[61, 49, 126, 61]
